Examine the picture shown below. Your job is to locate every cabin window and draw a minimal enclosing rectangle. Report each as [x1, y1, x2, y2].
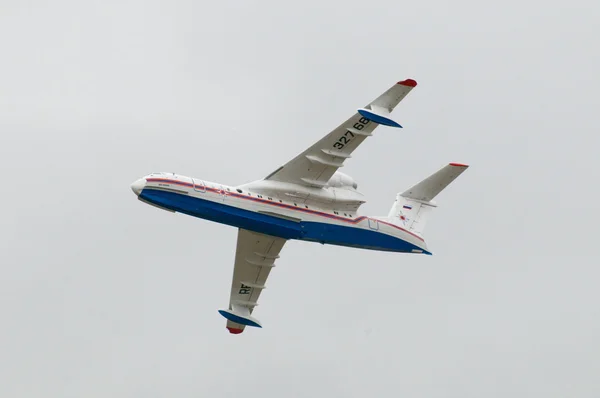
[344, 213, 347, 216]
[268, 197, 272, 200]
[237, 189, 242, 193]
[293, 203, 297, 206]
[334, 211, 339, 215]
[257, 195, 263, 198]
[279, 199, 282, 203]
[305, 205, 308, 208]
[226, 188, 230, 191]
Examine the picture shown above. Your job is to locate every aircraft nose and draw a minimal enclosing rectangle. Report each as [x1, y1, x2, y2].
[130, 178, 145, 196]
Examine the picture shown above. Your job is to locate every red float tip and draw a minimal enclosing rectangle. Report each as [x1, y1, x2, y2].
[227, 327, 244, 334]
[449, 162, 469, 167]
[397, 79, 417, 87]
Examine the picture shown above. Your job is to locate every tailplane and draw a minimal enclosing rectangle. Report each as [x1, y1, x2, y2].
[387, 163, 469, 236]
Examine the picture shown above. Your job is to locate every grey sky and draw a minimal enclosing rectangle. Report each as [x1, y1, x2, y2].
[1, 1, 599, 396]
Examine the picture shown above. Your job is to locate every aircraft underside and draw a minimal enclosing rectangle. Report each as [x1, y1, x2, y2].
[139, 188, 424, 254]
[131, 78, 469, 333]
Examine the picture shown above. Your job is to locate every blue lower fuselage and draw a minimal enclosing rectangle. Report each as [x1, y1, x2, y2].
[139, 188, 426, 254]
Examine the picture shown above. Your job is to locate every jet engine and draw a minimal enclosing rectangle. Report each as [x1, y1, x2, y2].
[327, 171, 358, 189]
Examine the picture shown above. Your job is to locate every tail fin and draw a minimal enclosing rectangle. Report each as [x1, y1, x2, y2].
[387, 163, 469, 235]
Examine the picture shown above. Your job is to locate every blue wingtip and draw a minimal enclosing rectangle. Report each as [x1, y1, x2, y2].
[358, 109, 403, 128]
[218, 310, 262, 328]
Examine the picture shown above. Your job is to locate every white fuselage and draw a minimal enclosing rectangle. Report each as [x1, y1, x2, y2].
[131, 172, 429, 254]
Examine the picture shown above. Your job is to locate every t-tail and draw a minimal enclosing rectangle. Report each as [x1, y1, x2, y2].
[387, 163, 469, 242]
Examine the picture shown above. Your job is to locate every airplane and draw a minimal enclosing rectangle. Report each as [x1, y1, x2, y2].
[130, 78, 469, 334]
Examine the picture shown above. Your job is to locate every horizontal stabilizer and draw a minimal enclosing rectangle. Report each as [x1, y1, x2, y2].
[401, 163, 469, 202]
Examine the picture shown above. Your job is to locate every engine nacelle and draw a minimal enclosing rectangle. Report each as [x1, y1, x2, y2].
[327, 171, 358, 189]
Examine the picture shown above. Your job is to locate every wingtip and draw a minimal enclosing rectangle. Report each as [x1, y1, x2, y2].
[227, 327, 244, 334]
[449, 162, 469, 168]
[397, 79, 417, 87]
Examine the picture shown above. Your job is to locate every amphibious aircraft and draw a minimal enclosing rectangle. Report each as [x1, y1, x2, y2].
[131, 78, 469, 334]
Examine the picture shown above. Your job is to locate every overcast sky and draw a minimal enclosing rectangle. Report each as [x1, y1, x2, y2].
[1, 1, 599, 397]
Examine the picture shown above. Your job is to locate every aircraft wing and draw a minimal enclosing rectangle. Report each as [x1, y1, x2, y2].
[218, 228, 287, 334]
[264, 79, 417, 188]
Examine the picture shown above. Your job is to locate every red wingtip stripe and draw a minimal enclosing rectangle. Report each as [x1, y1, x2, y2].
[397, 79, 417, 87]
[449, 162, 469, 167]
[227, 327, 244, 334]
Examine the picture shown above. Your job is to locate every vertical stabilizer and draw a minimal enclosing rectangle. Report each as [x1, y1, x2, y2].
[387, 163, 469, 235]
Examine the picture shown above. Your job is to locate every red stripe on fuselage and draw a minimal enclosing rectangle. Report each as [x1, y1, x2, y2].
[144, 178, 424, 242]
